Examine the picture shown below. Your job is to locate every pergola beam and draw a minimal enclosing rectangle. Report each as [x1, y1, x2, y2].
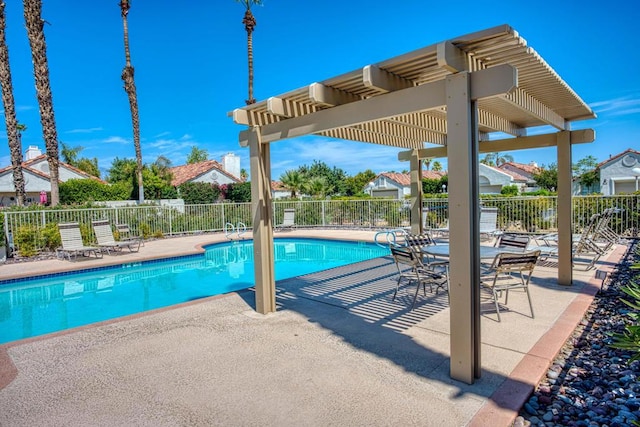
[504, 88, 567, 130]
[397, 129, 595, 161]
[309, 83, 360, 107]
[363, 65, 414, 92]
[238, 65, 517, 147]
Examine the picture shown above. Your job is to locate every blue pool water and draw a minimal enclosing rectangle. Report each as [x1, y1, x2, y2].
[0, 238, 388, 344]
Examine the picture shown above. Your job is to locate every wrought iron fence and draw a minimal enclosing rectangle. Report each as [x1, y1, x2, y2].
[1, 195, 638, 256]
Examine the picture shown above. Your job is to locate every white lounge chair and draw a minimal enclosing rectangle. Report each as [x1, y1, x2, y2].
[275, 209, 296, 231]
[57, 222, 103, 261]
[92, 220, 141, 255]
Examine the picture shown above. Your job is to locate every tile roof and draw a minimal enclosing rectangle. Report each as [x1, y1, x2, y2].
[0, 154, 105, 183]
[169, 160, 240, 187]
[597, 148, 640, 168]
[379, 170, 446, 187]
[498, 161, 541, 175]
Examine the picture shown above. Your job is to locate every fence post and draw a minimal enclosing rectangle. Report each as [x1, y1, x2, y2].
[221, 203, 226, 232]
[321, 200, 326, 226]
[168, 207, 173, 236]
[368, 200, 372, 228]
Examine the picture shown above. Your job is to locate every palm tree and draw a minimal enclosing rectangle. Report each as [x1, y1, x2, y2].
[0, 2, 26, 206]
[280, 169, 304, 198]
[119, 0, 144, 203]
[23, 0, 60, 206]
[235, 0, 262, 105]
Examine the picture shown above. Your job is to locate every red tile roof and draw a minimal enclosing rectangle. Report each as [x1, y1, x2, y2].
[597, 148, 640, 168]
[498, 161, 540, 176]
[379, 170, 446, 186]
[169, 160, 240, 187]
[0, 154, 105, 183]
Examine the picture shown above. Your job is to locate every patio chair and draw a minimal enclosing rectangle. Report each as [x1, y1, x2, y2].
[116, 223, 144, 246]
[479, 207, 501, 241]
[57, 222, 103, 261]
[495, 233, 530, 251]
[390, 245, 449, 310]
[92, 220, 141, 255]
[532, 213, 606, 270]
[480, 250, 540, 322]
[275, 208, 296, 231]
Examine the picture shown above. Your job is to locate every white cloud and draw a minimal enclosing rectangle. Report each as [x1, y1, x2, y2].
[590, 95, 640, 117]
[66, 127, 103, 134]
[103, 136, 130, 144]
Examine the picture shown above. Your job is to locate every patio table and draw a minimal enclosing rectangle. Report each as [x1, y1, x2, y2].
[422, 243, 525, 261]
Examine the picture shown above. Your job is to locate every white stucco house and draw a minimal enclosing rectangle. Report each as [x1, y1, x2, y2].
[498, 161, 541, 193]
[0, 146, 103, 207]
[365, 164, 515, 198]
[597, 148, 640, 195]
[365, 170, 446, 198]
[170, 153, 242, 188]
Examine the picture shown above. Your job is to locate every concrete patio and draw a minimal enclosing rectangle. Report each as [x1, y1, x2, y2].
[0, 230, 628, 426]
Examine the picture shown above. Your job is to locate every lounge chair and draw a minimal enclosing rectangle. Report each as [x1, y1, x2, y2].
[275, 209, 296, 231]
[479, 207, 501, 241]
[116, 223, 144, 246]
[92, 220, 141, 255]
[57, 222, 103, 261]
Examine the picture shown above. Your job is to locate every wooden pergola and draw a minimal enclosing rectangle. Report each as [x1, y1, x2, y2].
[231, 24, 596, 384]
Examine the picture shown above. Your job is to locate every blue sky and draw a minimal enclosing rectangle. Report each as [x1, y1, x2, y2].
[1, 0, 638, 180]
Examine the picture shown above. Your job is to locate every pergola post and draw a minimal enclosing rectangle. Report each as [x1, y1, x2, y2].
[446, 72, 481, 384]
[557, 131, 573, 285]
[410, 150, 423, 234]
[248, 127, 276, 314]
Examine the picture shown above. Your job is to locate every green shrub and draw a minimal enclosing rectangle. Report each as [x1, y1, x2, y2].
[60, 179, 131, 204]
[40, 222, 61, 251]
[13, 224, 41, 257]
[610, 263, 640, 361]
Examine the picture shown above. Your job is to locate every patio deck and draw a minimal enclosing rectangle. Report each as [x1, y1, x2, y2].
[0, 230, 627, 426]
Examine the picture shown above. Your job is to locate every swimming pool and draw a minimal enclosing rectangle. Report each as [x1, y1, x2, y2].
[0, 238, 389, 344]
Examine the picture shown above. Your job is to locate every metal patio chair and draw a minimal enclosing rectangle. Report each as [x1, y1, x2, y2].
[480, 250, 540, 322]
[390, 245, 449, 310]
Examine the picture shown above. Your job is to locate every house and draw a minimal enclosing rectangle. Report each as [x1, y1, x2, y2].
[366, 164, 519, 198]
[0, 146, 104, 207]
[270, 181, 291, 199]
[597, 148, 640, 195]
[365, 170, 446, 198]
[477, 163, 515, 194]
[170, 153, 242, 187]
[498, 161, 541, 193]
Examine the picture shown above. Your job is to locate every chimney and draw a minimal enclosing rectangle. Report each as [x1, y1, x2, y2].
[25, 145, 42, 160]
[222, 153, 240, 179]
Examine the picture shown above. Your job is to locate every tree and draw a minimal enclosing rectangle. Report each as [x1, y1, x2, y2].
[23, 0, 60, 206]
[303, 176, 331, 198]
[573, 155, 600, 191]
[432, 161, 443, 172]
[481, 152, 514, 167]
[186, 146, 208, 164]
[235, 0, 262, 105]
[119, 0, 144, 203]
[532, 163, 558, 191]
[240, 168, 248, 181]
[344, 169, 376, 196]
[0, 4, 26, 205]
[298, 160, 347, 196]
[107, 157, 137, 183]
[280, 169, 304, 198]
[424, 158, 432, 171]
[60, 142, 100, 177]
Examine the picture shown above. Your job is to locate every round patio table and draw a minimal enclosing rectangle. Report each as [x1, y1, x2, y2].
[422, 244, 525, 260]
